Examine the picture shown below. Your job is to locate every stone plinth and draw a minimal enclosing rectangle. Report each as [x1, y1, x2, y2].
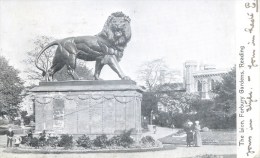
[30, 80, 143, 139]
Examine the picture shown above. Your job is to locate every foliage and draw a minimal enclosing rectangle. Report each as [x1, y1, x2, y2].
[21, 136, 29, 145]
[0, 55, 24, 119]
[117, 130, 134, 147]
[142, 83, 199, 125]
[172, 113, 196, 128]
[191, 99, 215, 113]
[23, 36, 94, 84]
[93, 134, 108, 148]
[213, 66, 236, 116]
[46, 136, 59, 147]
[0, 127, 7, 135]
[107, 129, 134, 147]
[30, 137, 39, 148]
[20, 111, 35, 125]
[141, 92, 159, 121]
[141, 136, 155, 146]
[153, 111, 172, 127]
[196, 111, 236, 129]
[14, 119, 21, 126]
[108, 135, 121, 146]
[158, 89, 200, 113]
[58, 134, 73, 149]
[76, 135, 92, 148]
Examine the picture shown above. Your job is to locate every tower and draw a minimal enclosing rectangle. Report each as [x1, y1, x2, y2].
[183, 61, 197, 93]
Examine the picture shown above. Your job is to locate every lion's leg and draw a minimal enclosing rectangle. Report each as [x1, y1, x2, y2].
[94, 60, 104, 80]
[64, 43, 80, 80]
[107, 55, 131, 80]
[66, 53, 80, 80]
[48, 63, 65, 81]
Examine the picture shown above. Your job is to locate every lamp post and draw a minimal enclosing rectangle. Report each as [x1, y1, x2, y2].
[150, 110, 153, 125]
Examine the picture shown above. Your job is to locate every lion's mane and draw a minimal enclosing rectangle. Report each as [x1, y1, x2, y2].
[98, 12, 131, 52]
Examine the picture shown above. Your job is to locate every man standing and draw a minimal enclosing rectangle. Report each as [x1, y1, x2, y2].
[6, 127, 14, 147]
[185, 121, 194, 147]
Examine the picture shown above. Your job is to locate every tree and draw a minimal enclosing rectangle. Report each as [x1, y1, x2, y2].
[157, 83, 200, 114]
[23, 36, 94, 84]
[213, 66, 236, 116]
[0, 56, 24, 119]
[141, 92, 159, 120]
[137, 59, 180, 91]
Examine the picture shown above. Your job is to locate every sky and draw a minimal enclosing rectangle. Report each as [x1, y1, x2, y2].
[0, 0, 237, 84]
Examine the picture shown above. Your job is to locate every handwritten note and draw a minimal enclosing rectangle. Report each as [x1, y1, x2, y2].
[237, 0, 259, 157]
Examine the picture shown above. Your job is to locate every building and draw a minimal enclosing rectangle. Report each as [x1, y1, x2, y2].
[183, 61, 229, 99]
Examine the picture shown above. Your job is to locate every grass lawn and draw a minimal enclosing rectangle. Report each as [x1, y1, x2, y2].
[159, 130, 236, 145]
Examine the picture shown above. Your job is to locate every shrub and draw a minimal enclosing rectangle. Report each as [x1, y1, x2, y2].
[46, 136, 59, 147]
[93, 134, 108, 148]
[30, 137, 39, 148]
[107, 129, 134, 148]
[118, 129, 134, 148]
[108, 135, 121, 146]
[76, 135, 92, 148]
[141, 136, 155, 146]
[21, 136, 29, 145]
[172, 113, 198, 128]
[14, 119, 21, 126]
[58, 134, 73, 149]
[0, 127, 7, 135]
[196, 111, 236, 129]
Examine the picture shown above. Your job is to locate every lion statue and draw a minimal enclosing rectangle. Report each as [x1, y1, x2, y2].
[35, 12, 131, 81]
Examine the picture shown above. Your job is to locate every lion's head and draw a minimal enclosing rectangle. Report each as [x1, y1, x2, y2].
[98, 12, 131, 52]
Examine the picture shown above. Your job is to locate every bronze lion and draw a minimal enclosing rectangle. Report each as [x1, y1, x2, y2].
[35, 12, 131, 81]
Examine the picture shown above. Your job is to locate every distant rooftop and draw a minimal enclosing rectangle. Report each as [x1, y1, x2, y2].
[193, 69, 229, 77]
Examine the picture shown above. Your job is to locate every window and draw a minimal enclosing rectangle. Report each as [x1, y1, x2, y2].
[197, 81, 202, 92]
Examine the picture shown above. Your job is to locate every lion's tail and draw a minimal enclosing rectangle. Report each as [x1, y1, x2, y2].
[35, 41, 60, 77]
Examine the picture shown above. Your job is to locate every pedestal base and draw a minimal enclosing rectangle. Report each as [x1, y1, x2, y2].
[31, 80, 143, 139]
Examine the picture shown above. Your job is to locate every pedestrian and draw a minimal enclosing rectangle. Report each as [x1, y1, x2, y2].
[6, 126, 14, 148]
[194, 121, 202, 147]
[27, 129, 33, 146]
[27, 129, 33, 139]
[185, 121, 193, 147]
[171, 123, 175, 130]
[153, 125, 157, 134]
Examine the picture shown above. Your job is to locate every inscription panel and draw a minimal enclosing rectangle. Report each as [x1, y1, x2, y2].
[90, 96, 103, 134]
[78, 99, 90, 134]
[103, 97, 115, 134]
[45, 102, 53, 131]
[64, 99, 77, 134]
[115, 97, 126, 131]
[125, 97, 135, 130]
[53, 99, 65, 133]
[35, 102, 44, 131]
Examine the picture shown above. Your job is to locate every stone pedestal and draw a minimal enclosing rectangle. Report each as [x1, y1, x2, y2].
[30, 80, 143, 139]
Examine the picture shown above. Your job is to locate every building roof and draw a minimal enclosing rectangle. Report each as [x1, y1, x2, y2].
[193, 69, 229, 77]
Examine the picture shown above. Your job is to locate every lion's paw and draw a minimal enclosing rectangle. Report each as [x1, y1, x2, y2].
[122, 76, 131, 80]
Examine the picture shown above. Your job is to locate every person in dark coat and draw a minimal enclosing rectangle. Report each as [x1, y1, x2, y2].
[6, 127, 14, 147]
[27, 129, 33, 146]
[184, 121, 194, 147]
